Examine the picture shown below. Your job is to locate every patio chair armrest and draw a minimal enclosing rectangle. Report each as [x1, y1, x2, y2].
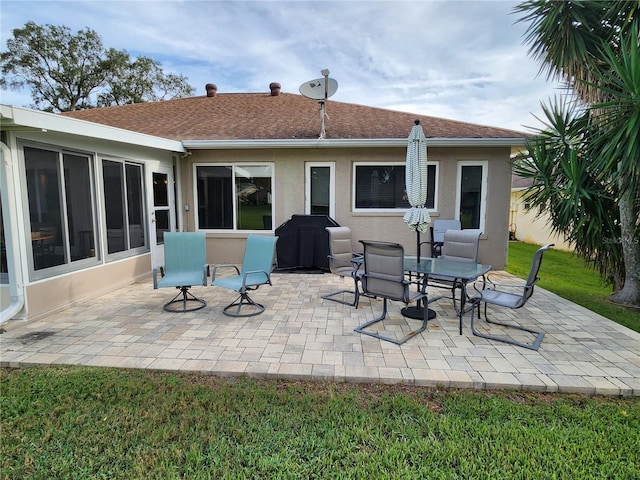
[402, 276, 426, 293]
[419, 240, 443, 257]
[202, 265, 210, 286]
[240, 269, 270, 288]
[211, 264, 240, 283]
[472, 275, 527, 295]
[351, 254, 364, 272]
[152, 267, 162, 289]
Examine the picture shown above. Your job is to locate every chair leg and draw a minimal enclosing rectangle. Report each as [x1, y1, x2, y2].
[451, 282, 462, 316]
[322, 288, 359, 308]
[322, 277, 360, 308]
[354, 298, 429, 345]
[469, 300, 544, 351]
[164, 286, 207, 313]
[222, 292, 266, 317]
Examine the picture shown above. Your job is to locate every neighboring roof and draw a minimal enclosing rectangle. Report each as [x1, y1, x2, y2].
[1, 105, 184, 153]
[62, 92, 528, 143]
[512, 174, 534, 190]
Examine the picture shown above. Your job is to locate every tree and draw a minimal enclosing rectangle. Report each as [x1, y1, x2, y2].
[0, 22, 108, 111]
[514, 1, 640, 306]
[0, 22, 195, 112]
[97, 50, 194, 107]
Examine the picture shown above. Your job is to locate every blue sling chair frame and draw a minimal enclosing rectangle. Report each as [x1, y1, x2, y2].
[211, 235, 278, 317]
[153, 232, 209, 312]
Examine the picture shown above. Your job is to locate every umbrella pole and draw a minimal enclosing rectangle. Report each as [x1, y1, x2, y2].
[402, 228, 436, 321]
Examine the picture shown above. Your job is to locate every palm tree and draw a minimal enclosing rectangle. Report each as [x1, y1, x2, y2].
[514, 1, 640, 306]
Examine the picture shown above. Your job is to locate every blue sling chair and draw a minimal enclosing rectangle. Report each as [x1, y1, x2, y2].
[211, 235, 278, 317]
[153, 232, 209, 312]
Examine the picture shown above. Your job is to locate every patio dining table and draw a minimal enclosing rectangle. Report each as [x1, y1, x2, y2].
[403, 256, 491, 335]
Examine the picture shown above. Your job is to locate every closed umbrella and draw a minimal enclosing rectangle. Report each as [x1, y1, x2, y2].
[402, 120, 435, 321]
[403, 119, 431, 261]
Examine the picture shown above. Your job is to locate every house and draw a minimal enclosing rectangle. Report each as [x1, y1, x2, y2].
[1, 82, 526, 321]
[510, 174, 573, 251]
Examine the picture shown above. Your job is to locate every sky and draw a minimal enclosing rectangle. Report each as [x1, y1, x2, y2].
[0, 0, 564, 133]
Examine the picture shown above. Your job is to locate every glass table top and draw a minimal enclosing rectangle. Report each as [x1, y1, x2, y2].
[403, 256, 491, 280]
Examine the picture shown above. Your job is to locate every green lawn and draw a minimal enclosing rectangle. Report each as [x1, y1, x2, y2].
[506, 241, 640, 333]
[2, 366, 639, 479]
[2, 243, 639, 478]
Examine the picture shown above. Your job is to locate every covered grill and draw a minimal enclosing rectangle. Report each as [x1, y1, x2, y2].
[275, 215, 339, 271]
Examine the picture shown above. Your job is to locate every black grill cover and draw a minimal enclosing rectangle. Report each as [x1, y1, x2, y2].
[275, 215, 339, 270]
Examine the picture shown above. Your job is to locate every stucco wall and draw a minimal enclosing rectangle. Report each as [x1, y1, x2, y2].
[182, 145, 513, 269]
[510, 190, 573, 251]
[24, 254, 152, 320]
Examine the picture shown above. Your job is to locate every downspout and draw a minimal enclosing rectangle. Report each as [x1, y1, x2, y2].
[0, 141, 26, 324]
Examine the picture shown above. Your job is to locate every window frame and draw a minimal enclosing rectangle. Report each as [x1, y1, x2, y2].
[305, 162, 335, 219]
[455, 160, 488, 232]
[19, 140, 101, 281]
[193, 162, 275, 232]
[352, 161, 439, 213]
[99, 156, 149, 261]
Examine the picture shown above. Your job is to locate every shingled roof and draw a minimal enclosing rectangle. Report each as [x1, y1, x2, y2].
[62, 91, 526, 141]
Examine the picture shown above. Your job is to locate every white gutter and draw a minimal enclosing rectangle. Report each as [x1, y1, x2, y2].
[0, 141, 25, 324]
[182, 137, 527, 150]
[1, 105, 185, 153]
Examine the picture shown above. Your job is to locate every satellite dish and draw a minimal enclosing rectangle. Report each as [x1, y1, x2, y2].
[299, 77, 338, 100]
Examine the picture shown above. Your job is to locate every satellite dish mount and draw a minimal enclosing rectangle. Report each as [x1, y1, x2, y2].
[299, 69, 338, 139]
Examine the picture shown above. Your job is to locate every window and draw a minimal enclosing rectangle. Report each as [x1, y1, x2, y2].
[152, 171, 170, 244]
[456, 161, 487, 231]
[353, 162, 437, 212]
[24, 145, 98, 274]
[196, 164, 274, 231]
[305, 162, 335, 218]
[102, 159, 146, 254]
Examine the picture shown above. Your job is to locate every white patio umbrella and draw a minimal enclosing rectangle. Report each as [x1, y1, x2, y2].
[402, 120, 436, 321]
[403, 120, 431, 261]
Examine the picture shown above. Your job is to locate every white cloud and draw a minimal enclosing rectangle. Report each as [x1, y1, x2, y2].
[0, 0, 562, 131]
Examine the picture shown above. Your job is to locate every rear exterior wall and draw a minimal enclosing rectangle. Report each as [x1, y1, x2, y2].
[181, 145, 511, 269]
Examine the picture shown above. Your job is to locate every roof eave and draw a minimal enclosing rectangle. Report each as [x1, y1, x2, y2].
[182, 137, 527, 150]
[1, 105, 185, 153]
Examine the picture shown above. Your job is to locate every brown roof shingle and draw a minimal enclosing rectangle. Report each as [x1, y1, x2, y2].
[62, 92, 527, 141]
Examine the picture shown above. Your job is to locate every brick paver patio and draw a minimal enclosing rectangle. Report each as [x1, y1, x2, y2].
[2, 271, 639, 396]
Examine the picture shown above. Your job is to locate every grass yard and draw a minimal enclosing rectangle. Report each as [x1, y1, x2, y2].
[506, 241, 640, 334]
[2, 243, 639, 478]
[2, 366, 639, 479]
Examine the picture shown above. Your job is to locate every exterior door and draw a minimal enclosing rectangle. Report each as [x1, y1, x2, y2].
[305, 162, 335, 219]
[455, 161, 487, 232]
[150, 165, 175, 269]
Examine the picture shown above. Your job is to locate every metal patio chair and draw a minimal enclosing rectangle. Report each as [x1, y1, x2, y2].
[427, 229, 483, 314]
[469, 243, 553, 350]
[427, 219, 461, 258]
[322, 226, 363, 308]
[153, 232, 209, 312]
[354, 240, 428, 345]
[211, 235, 278, 317]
